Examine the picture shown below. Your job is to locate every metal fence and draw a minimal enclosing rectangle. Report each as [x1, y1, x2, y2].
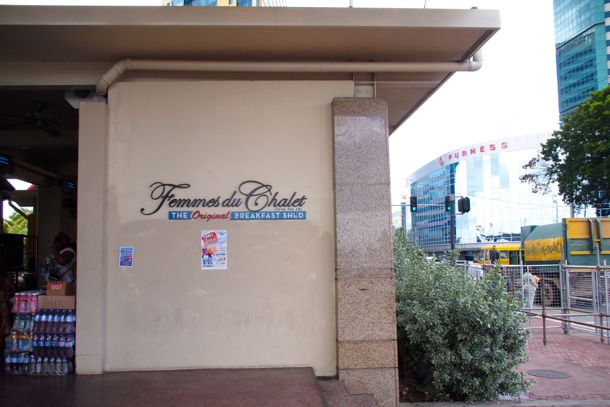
[480, 263, 610, 344]
[481, 264, 562, 308]
[563, 264, 610, 343]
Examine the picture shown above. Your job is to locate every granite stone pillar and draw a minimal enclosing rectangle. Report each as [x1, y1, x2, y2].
[332, 98, 398, 407]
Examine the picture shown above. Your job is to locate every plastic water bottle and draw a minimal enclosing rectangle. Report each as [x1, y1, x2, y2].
[55, 357, 63, 375]
[45, 309, 52, 331]
[18, 293, 27, 313]
[13, 354, 20, 374]
[42, 357, 50, 375]
[53, 310, 61, 333]
[31, 293, 39, 314]
[28, 354, 36, 375]
[47, 310, 54, 333]
[48, 357, 55, 375]
[46, 310, 53, 332]
[22, 354, 30, 375]
[61, 358, 68, 375]
[40, 309, 48, 332]
[15, 314, 21, 331]
[33, 312, 40, 331]
[47, 309, 53, 332]
[35, 356, 42, 375]
[65, 315, 74, 334]
[18, 354, 24, 374]
[58, 310, 66, 333]
[12, 314, 20, 331]
[66, 309, 72, 332]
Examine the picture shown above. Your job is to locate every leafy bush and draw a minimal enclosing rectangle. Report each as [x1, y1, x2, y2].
[3, 209, 32, 235]
[394, 230, 530, 402]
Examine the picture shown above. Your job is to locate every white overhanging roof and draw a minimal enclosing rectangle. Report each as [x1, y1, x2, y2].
[0, 6, 500, 133]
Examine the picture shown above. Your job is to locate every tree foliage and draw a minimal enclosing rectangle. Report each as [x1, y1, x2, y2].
[394, 230, 530, 402]
[520, 86, 610, 207]
[3, 209, 32, 235]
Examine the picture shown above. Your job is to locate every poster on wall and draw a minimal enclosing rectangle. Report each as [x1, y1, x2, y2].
[201, 230, 227, 270]
[119, 246, 134, 267]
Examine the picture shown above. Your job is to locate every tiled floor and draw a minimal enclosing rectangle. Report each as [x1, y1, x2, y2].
[0, 367, 325, 407]
[3, 316, 610, 407]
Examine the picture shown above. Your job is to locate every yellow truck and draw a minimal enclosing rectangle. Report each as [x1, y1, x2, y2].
[479, 218, 610, 306]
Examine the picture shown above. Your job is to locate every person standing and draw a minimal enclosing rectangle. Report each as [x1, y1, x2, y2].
[467, 260, 484, 280]
[50, 232, 76, 283]
[523, 268, 539, 309]
[489, 245, 500, 265]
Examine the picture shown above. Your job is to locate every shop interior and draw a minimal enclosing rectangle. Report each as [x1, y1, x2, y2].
[1, 88, 82, 375]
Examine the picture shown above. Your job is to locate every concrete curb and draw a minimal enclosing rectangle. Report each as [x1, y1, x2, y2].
[401, 400, 610, 406]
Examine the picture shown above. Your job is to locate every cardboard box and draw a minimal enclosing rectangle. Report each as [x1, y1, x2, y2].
[46, 281, 76, 296]
[38, 295, 75, 310]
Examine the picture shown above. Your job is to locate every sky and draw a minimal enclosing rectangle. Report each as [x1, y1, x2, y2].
[386, 1, 559, 205]
[0, 0, 559, 210]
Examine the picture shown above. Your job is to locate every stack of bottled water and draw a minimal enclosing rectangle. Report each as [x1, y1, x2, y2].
[30, 308, 76, 375]
[4, 292, 75, 376]
[4, 291, 43, 375]
[27, 354, 72, 376]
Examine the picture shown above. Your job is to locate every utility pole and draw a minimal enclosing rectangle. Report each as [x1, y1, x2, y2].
[450, 206, 455, 251]
[444, 195, 456, 251]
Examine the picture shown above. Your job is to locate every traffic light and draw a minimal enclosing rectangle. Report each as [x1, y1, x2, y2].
[458, 197, 471, 213]
[444, 195, 453, 212]
[410, 196, 417, 212]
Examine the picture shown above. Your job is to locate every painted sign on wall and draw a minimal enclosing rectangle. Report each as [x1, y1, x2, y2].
[140, 180, 308, 221]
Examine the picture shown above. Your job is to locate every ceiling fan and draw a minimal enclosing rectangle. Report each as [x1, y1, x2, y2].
[0, 101, 62, 137]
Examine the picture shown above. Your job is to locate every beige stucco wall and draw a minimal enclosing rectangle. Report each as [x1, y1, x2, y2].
[102, 80, 352, 375]
[76, 101, 107, 374]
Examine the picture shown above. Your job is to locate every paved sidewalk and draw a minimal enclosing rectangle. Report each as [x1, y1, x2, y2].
[520, 315, 610, 402]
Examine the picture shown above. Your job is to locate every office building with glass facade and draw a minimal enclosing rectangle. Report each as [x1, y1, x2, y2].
[408, 133, 572, 254]
[553, 0, 610, 117]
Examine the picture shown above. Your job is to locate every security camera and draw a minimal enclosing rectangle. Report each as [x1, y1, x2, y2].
[64, 88, 104, 109]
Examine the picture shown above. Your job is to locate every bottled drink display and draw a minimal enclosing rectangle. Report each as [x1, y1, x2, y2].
[4, 291, 75, 375]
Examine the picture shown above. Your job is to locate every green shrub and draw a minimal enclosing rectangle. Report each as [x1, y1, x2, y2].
[394, 230, 530, 402]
